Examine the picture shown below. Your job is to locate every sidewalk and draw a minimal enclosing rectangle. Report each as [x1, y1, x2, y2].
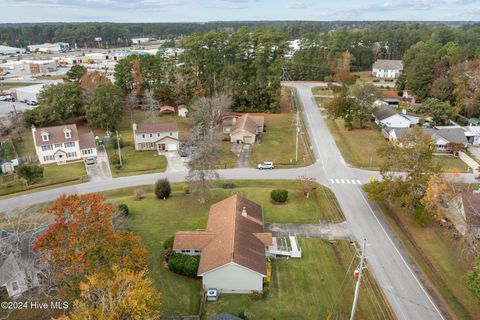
[459, 151, 479, 174]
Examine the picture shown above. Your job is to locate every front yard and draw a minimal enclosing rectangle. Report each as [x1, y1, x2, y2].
[102, 180, 347, 317]
[326, 118, 470, 172]
[204, 239, 394, 320]
[377, 201, 480, 320]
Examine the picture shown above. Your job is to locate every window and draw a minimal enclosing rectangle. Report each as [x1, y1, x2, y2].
[11, 281, 19, 292]
[66, 152, 77, 158]
[170, 132, 172, 136]
[41, 133, 49, 141]
[41, 144, 53, 151]
[43, 155, 54, 162]
[65, 142, 75, 148]
[157, 133, 160, 137]
[64, 129, 71, 139]
[82, 149, 92, 155]
[54, 143, 62, 148]
[142, 134, 145, 138]
[149, 133, 153, 138]
[194, 250, 200, 253]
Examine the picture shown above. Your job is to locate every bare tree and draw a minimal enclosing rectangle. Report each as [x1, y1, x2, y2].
[186, 126, 220, 204]
[190, 94, 232, 138]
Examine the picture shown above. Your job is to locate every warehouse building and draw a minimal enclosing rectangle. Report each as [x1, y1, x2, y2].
[0, 45, 26, 56]
[27, 42, 69, 53]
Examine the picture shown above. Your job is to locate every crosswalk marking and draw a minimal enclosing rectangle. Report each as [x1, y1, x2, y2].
[329, 178, 363, 185]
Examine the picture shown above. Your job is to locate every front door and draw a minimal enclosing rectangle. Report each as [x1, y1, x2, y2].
[157, 144, 166, 151]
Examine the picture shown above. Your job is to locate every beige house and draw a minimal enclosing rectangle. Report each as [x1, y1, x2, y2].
[173, 195, 272, 293]
[229, 114, 265, 144]
[132, 122, 179, 152]
[32, 124, 97, 165]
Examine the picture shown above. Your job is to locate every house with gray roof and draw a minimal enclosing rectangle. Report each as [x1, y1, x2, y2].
[372, 60, 403, 79]
[374, 106, 420, 130]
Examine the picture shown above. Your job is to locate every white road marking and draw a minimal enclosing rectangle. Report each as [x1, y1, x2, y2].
[357, 180, 361, 185]
[335, 179, 340, 184]
[330, 179, 334, 184]
[340, 179, 345, 184]
[346, 179, 351, 184]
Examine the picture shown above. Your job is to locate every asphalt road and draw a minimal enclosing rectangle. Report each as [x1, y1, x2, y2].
[1, 81, 477, 319]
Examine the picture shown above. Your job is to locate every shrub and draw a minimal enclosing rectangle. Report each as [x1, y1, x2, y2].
[163, 235, 174, 250]
[264, 260, 272, 286]
[262, 287, 270, 298]
[250, 290, 263, 301]
[110, 153, 123, 166]
[117, 203, 129, 216]
[182, 184, 190, 195]
[155, 178, 171, 199]
[168, 253, 200, 278]
[133, 188, 145, 201]
[16, 164, 44, 185]
[110, 135, 125, 148]
[413, 207, 433, 226]
[270, 189, 288, 203]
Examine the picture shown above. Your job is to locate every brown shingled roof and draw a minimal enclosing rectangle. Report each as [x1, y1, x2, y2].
[78, 131, 96, 149]
[134, 122, 178, 134]
[462, 193, 480, 226]
[173, 194, 271, 276]
[33, 124, 79, 146]
[231, 114, 264, 135]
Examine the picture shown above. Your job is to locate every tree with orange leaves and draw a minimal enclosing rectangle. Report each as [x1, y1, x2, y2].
[33, 193, 147, 299]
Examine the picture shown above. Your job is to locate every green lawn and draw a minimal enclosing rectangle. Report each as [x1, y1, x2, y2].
[102, 180, 346, 317]
[204, 239, 394, 320]
[377, 201, 480, 320]
[0, 162, 87, 197]
[327, 119, 470, 172]
[217, 142, 239, 168]
[250, 113, 313, 168]
[315, 96, 332, 108]
[0, 82, 40, 92]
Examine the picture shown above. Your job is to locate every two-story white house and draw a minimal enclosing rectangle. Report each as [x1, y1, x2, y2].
[32, 124, 97, 165]
[132, 122, 179, 152]
[372, 60, 403, 79]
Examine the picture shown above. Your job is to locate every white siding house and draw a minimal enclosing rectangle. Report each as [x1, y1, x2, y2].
[374, 106, 419, 129]
[132, 122, 179, 152]
[32, 124, 97, 165]
[372, 60, 403, 79]
[201, 263, 264, 293]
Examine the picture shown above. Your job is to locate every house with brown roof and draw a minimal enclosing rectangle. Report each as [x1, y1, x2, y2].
[229, 114, 265, 144]
[173, 195, 272, 293]
[448, 192, 480, 240]
[31, 124, 97, 165]
[132, 122, 179, 152]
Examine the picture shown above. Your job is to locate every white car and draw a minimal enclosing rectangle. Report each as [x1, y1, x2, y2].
[257, 161, 274, 170]
[85, 157, 96, 165]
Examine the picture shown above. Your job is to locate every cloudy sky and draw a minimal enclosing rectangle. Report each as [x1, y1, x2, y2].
[3, 0, 480, 22]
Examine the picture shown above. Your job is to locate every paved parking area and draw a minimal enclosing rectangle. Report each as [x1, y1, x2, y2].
[266, 221, 353, 240]
[231, 144, 251, 168]
[164, 151, 189, 172]
[85, 148, 112, 182]
[0, 100, 34, 115]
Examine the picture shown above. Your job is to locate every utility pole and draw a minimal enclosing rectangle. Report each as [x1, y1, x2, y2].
[350, 239, 367, 320]
[116, 130, 123, 167]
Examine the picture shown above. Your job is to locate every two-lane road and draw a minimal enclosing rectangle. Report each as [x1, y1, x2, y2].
[2, 82, 477, 319]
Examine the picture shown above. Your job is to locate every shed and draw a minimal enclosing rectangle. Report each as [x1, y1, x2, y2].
[178, 105, 189, 117]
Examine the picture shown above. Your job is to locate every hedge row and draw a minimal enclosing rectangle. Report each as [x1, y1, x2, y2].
[168, 253, 200, 278]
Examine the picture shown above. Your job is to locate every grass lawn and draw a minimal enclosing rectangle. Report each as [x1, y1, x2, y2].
[327, 119, 470, 172]
[102, 180, 345, 317]
[204, 239, 394, 320]
[250, 113, 313, 168]
[315, 96, 332, 108]
[377, 201, 480, 320]
[217, 142, 238, 168]
[0, 162, 87, 197]
[0, 82, 39, 91]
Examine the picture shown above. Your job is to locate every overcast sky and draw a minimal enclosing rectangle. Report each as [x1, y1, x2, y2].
[3, 0, 480, 23]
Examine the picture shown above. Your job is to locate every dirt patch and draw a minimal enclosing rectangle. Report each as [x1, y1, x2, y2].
[280, 87, 293, 113]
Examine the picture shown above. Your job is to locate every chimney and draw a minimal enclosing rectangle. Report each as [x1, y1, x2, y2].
[132, 123, 137, 132]
[402, 109, 407, 115]
[232, 117, 237, 124]
[31, 124, 36, 133]
[241, 206, 247, 217]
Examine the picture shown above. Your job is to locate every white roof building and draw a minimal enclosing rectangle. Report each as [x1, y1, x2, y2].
[27, 42, 69, 53]
[0, 45, 26, 56]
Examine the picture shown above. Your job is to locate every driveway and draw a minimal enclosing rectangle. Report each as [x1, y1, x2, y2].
[164, 152, 188, 173]
[85, 148, 112, 182]
[266, 221, 353, 240]
[231, 144, 251, 168]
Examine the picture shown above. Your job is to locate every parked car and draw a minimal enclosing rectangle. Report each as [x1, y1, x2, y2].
[257, 161, 274, 170]
[85, 157, 96, 165]
[26, 101, 37, 106]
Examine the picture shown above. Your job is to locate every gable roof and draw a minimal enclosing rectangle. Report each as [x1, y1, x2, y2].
[424, 128, 469, 145]
[461, 193, 480, 226]
[134, 122, 178, 135]
[231, 114, 264, 135]
[78, 131, 96, 149]
[373, 59, 403, 71]
[174, 195, 270, 276]
[33, 124, 79, 146]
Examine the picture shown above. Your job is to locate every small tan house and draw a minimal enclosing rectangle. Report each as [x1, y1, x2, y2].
[229, 114, 264, 144]
[132, 122, 179, 152]
[173, 194, 272, 293]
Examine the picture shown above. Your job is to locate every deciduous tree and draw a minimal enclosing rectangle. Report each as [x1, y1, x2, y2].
[85, 83, 124, 130]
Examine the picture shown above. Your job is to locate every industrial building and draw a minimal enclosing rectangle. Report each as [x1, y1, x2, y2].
[0, 59, 57, 75]
[27, 42, 70, 53]
[131, 37, 156, 45]
[0, 45, 26, 56]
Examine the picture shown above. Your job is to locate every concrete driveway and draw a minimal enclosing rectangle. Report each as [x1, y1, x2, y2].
[266, 221, 353, 240]
[85, 148, 112, 182]
[232, 144, 251, 168]
[164, 152, 188, 173]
